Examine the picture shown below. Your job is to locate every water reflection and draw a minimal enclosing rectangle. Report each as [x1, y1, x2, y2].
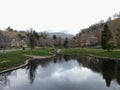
[102, 60, 116, 87]
[0, 72, 11, 90]
[27, 60, 38, 84]
[0, 55, 120, 90]
[77, 56, 120, 87]
[26, 58, 53, 84]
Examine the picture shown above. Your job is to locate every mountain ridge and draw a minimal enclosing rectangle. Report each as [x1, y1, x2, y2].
[48, 32, 74, 38]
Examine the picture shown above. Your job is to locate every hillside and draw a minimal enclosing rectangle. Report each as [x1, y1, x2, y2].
[1, 31, 26, 38]
[0, 30, 27, 47]
[75, 18, 120, 47]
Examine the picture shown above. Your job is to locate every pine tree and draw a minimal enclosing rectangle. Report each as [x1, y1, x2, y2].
[101, 24, 114, 52]
[53, 35, 57, 47]
[64, 38, 69, 48]
[26, 28, 37, 50]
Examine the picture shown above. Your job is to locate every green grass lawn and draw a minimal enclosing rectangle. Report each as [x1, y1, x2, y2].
[0, 48, 55, 70]
[61, 48, 120, 59]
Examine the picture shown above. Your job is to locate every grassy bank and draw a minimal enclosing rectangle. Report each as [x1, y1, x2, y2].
[61, 48, 120, 59]
[0, 48, 55, 71]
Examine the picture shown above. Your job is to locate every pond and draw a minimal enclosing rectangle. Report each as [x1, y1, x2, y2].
[0, 55, 120, 90]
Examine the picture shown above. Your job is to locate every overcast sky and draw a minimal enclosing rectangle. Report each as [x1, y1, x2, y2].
[0, 0, 119, 35]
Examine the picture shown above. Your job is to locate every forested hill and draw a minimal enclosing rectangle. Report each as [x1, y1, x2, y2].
[75, 14, 120, 47]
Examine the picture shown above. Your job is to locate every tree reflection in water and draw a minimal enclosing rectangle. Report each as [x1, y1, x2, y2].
[76, 55, 120, 87]
[27, 60, 38, 84]
[0, 72, 11, 89]
[102, 60, 116, 87]
[26, 58, 52, 84]
[63, 55, 70, 61]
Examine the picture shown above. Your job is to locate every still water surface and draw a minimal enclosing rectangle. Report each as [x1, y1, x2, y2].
[0, 55, 120, 90]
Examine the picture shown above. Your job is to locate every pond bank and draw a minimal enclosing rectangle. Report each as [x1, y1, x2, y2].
[0, 48, 55, 74]
[0, 54, 55, 74]
[88, 54, 120, 61]
[61, 48, 120, 60]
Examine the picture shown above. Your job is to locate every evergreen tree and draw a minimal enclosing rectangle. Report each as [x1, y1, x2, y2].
[58, 37, 62, 48]
[33, 31, 39, 40]
[53, 35, 57, 47]
[53, 35, 57, 40]
[115, 28, 120, 48]
[101, 24, 114, 52]
[64, 38, 69, 48]
[27, 28, 39, 50]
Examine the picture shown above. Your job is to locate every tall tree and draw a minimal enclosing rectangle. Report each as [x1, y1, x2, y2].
[53, 35, 57, 40]
[58, 36, 62, 48]
[101, 24, 114, 52]
[26, 28, 36, 50]
[53, 35, 57, 47]
[115, 28, 120, 48]
[33, 31, 39, 40]
[64, 37, 69, 48]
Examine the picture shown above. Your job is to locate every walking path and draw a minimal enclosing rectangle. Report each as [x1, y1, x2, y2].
[25, 54, 56, 59]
